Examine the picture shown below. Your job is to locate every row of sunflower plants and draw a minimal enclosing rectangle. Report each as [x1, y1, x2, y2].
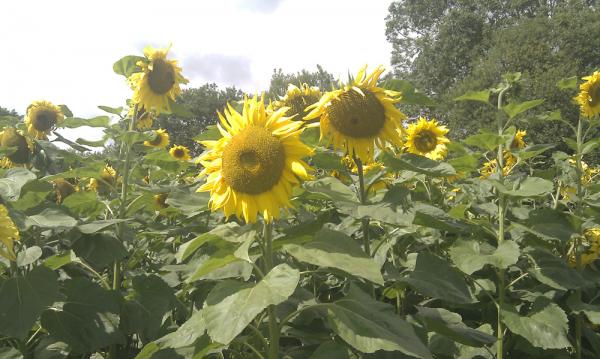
[0, 45, 600, 359]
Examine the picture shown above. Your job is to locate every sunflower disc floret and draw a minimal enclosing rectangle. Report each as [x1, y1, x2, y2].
[304, 65, 405, 162]
[198, 95, 313, 223]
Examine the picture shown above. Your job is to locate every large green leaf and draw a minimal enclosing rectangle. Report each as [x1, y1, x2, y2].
[13, 180, 52, 211]
[513, 208, 577, 243]
[71, 233, 127, 269]
[487, 177, 553, 198]
[567, 294, 600, 325]
[113, 55, 145, 77]
[41, 278, 125, 353]
[413, 203, 473, 233]
[62, 116, 110, 128]
[525, 248, 589, 290]
[327, 285, 432, 358]
[0, 266, 58, 339]
[62, 190, 104, 217]
[165, 189, 209, 215]
[283, 228, 384, 285]
[402, 252, 475, 304]
[203, 263, 299, 345]
[25, 208, 77, 229]
[382, 152, 455, 177]
[501, 300, 570, 349]
[502, 99, 544, 119]
[416, 307, 496, 347]
[464, 132, 505, 152]
[0, 168, 37, 200]
[454, 90, 491, 103]
[556, 76, 578, 90]
[308, 341, 352, 358]
[303, 177, 359, 204]
[449, 240, 520, 275]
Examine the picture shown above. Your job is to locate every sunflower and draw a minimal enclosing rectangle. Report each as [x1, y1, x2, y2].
[153, 193, 169, 209]
[89, 165, 117, 192]
[404, 117, 450, 160]
[569, 228, 600, 267]
[0, 204, 19, 261]
[480, 152, 517, 179]
[24, 100, 65, 139]
[169, 145, 191, 161]
[510, 130, 527, 150]
[128, 45, 188, 114]
[304, 65, 405, 162]
[0, 128, 34, 168]
[53, 178, 77, 204]
[342, 155, 391, 195]
[561, 159, 599, 200]
[198, 95, 313, 223]
[144, 129, 170, 148]
[271, 83, 322, 121]
[575, 71, 600, 118]
[131, 107, 156, 130]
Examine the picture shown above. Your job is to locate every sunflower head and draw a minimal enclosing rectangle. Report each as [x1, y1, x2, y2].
[0, 204, 20, 261]
[169, 145, 191, 161]
[89, 165, 117, 192]
[198, 95, 313, 223]
[134, 107, 156, 130]
[569, 228, 600, 267]
[153, 193, 169, 209]
[575, 71, 600, 118]
[479, 152, 517, 179]
[0, 128, 33, 168]
[510, 130, 527, 150]
[53, 178, 77, 204]
[404, 117, 450, 160]
[144, 129, 170, 148]
[271, 83, 322, 121]
[128, 45, 189, 114]
[24, 100, 64, 139]
[304, 65, 405, 162]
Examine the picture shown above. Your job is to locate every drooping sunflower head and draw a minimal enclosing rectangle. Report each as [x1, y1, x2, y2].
[24, 100, 64, 139]
[144, 129, 170, 148]
[510, 130, 527, 150]
[198, 95, 313, 223]
[271, 83, 322, 121]
[0, 128, 34, 168]
[89, 164, 117, 192]
[169, 145, 191, 161]
[53, 178, 77, 204]
[153, 193, 169, 209]
[304, 65, 405, 162]
[132, 106, 156, 130]
[0, 204, 20, 262]
[575, 71, 600, 118]
[128, 45, 189, 114]
[404, 117, 450, 160]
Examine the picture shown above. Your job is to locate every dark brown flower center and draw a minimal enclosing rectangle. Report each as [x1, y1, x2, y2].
[1, 129, 30, 164]
[414, 130, 438, 153]
[327, 89, 385, 138]
[34, 110, 57, 131]
[222, 126, 286, 194]
[173, 148, 185, 158]
[148, 59, 176, 95]
[589, 82, 600, 107]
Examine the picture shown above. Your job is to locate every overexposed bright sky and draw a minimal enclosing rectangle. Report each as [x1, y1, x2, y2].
[1, 0, 394, 141]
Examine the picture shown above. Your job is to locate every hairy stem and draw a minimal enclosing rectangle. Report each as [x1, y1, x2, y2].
[263, 221, 279, 359]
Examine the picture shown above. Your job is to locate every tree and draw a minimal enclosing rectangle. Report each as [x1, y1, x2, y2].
[267, 65, 335, 99]
[0, 106, 18, 117]
[385, 1, 600, 148]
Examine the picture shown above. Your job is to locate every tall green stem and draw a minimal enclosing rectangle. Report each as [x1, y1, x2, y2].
[263, 221, 279, 359]
[496, 87, 509, 359]
[574, 117, 584, 359]
[353, 156, 370, 257]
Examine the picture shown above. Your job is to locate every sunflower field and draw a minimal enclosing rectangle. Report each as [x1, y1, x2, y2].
[1, 45, 600, 359]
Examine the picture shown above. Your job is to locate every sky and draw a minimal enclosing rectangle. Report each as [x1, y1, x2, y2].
[0, 0, 394, 142]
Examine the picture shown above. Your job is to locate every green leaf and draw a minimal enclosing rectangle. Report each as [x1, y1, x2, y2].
[556, 76, 578, 90]
[516, 144, 555, 160]
[311, 152, 346, 171]
[283, 228, 384, 285]
[382, 79, 435, 106]
[113, 55, 145, 77]
[43, 251, 77, 270]
[487, 177, 553, 198]
[126, 275, 177, 340]
[448, 154, 479, 173]
[402, 252, 475, 304]
[16, 246, 42, 267]
[25, 208, 77, 229]
[309, 341, 352, 358]
[62, 191, 103, 217]
[203, 263, 300, 345]
[582, 138, 600, 155]
[165, 189, 209, 215]
[13, 179, 53, 211]
[413, 203, 473, 233]
[381, 152, 455, 177]
[501, 300, 570, 349]
[303, 177, 359, 204]
[58, 105, 73, 118]
[62, 116, 111, 128]
[72, 233, 127, 270]
[77, 219, 127, 234]
[0, 266, 59, 339]
[41, 278, 125, 353]
[327, 285, 432, 358]
[416, 307, 496, 347]
[525, 248, 588, 290]
[454, 90, 491, 103]
[119, 130, 153, 145]
[464, 132, 505, 152]
[0, 347, 22, 359]
[449, 240, 520, 275]
[514, 208, 577, 243]
[567, 294, 600, 325]
[98, 105, 124, 116]
[0, 168, 37, 201]
[194, 125, 222, 142]
[502, 99, 544, 119]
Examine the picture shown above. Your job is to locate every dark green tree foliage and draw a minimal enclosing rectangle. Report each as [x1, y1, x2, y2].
[156, 84, 243, 155]
[0, 106, 18, 117]
[267, 65, 335, 99]
[386, 1, 600, 146]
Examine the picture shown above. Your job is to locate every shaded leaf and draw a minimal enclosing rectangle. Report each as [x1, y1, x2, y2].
[449, 240, 520, 275]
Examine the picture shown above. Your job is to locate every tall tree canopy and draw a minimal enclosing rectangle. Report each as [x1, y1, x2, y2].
[386, 0, 600, 145]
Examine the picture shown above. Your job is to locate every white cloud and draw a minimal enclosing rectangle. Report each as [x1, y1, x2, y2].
[0, 0, 394, 143]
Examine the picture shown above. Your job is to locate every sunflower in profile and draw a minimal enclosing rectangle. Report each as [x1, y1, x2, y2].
[569, 228, 600, 267]
[0, 128, 34, 168]
[510, 130, 527, 150]
[304, 65, 405, 162]
[0, 204, 20, 261]
[575, 71, 600, 118]
[404, 117, 450, 160]
[89, 164, 117, 192]
[198, 95, 313, 223]
[271, 83, 322, 121]
[144, 129, 170, 148]
[169, 145, 191, 161]
[53, 178, 77, 204]
[129, 106, 156, 130]
[480, 153, 517, 179]
[129, 45, 188, 114]
[24, 100, 65, 139]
